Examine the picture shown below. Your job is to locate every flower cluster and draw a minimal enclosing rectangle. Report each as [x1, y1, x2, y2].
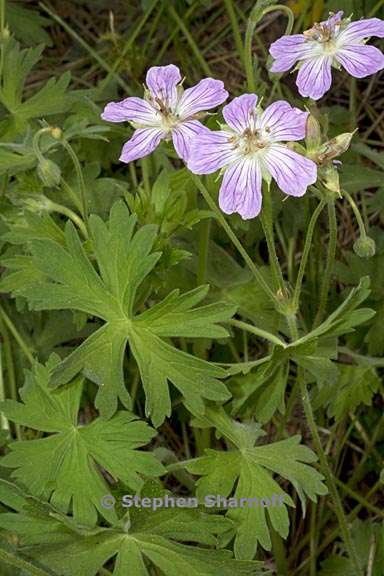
[101, 12, 384, 219]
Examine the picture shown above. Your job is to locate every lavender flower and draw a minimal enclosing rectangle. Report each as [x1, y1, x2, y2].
[188, 94, 317, 219]
[269, 12, 384, 100]
[101, 64, 228, 163]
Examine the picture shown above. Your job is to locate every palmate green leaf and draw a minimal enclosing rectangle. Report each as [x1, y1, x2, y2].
[290, 276, 374, 347]
[314, 364, 381, 421]
[0, 201, 235, 424]
[0, 39, 74, 129]
[187, 408, 327, 559]
[6, 2, 52, 46]
[0, 40, 43, 110]
[230, 350, 288, 423]
[0, 481, 268, 576]
[319, 520, 384, 576]
[340, 164, 384, 193]
[335, 252, 384, 355]
[0, 357, 164, 526]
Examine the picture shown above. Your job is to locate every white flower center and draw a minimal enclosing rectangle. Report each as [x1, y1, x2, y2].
[232, 127, 271, 158]
[147, 95, 180, 133]
[303, 15, 344, 56]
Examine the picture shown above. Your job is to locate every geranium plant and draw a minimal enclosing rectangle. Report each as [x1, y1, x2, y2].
[0, 2, 383, 576]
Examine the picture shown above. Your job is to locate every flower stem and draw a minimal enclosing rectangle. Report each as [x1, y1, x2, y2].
[46, 200, 88, 239]
[298, 368, 363, 576]
[342, 189, 368, 239]
[260, 184, 286, 295]
[292, 199, 326, 311]
[314, 200, 337, 327]
[60, 139, 89, 227]
[223, 0, 245, 67]
[227, 318, 286, 348]
[0, 315, 20, 439]
[0, 304, 35, 365]
[244, 3, 294, 91]
[368, 0, 384, 17]
[0, 342, 10, 431]
[197, 219, 211, 285]
[192, 175, 279, 307]
[0, 548, 53, 576]
[0, 0, 6, 82]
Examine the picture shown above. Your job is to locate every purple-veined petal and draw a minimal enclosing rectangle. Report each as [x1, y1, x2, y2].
[188, 129, 240, 174]
[335, 44, 384, 78]
[172, 120, 208, 161]
[269, 35, 314, 73]
[101, 97, 159, 125]
[296, 56, 332, 100]
[219, 158, 262, 219]
[337, 17, 384, 44]
[176, 78, 228, 118]
[119, 128, 165, 163]
[222, 94, 258, 133]
[146, 64, 181, 109]
[257, 101, 308, 142]
[264, 144, 317, 197]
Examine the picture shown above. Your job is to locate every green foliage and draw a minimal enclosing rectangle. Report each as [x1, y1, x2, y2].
[0, 2, 383, 575]
[319, 520, 384, 576]
[187, 408, 327, 559]
[315, 364, 381, 420]
[0, 480, 268, 576]
[0, 40, 73, 131]
[0, 356, 164, 526]
[0, 201, 235, 424]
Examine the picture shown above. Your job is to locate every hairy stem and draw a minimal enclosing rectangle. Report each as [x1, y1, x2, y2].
[0, 304, 35, 365]
[342, 189, 368, 239]
[0, 548, 53, 576]
[0, 316, 20, 439]
[223, 0, 245, 66]
[260, 184, 286, 295]
[227, 318, 286, 348]
[0, 342, 10, 430]
[47, 199, 88, 239]
[299, 369, 363, 576]
[244, 3, 294, 91]
[197, 219, 211, 285]
[192, 175, 280, 307]
[314, 200, 337, 326]
[60, 139, 89, 227]
[292, 199, 326, 311]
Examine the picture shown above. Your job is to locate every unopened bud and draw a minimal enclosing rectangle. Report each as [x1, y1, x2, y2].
[320, 164, 341, 196]
[353, 236, 376, 258]
[305, 114, 321, 151]
[37, 158, 61, 188]
[317, 132, 355, 164]
[0, 27, 10, 43]
[23, 195, 52, 214]
[50, 127, 62, 140]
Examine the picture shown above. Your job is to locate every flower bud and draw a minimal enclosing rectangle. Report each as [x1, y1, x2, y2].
[317, 132, 355, 164]
[320, 163, 341, 196]
[305, 114, 321, 151]
[0, 27, 10, 43]
[37, 158, 61, 188]
[50, 127, 62, 140]
[22, 195, 52, 214]
[353, 236, 376, 258]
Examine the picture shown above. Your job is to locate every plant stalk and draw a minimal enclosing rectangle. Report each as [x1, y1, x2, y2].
[298, 369, 363, 576]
